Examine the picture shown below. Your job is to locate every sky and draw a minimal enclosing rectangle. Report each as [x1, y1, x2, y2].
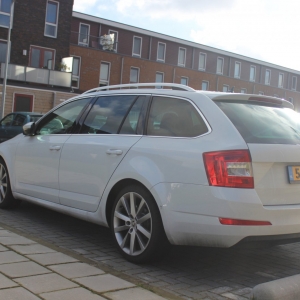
[73, 0, 300, 71]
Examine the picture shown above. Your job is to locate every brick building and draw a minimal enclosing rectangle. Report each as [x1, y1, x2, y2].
[69, 12, 300, 111]
[1, 1, 300, 116]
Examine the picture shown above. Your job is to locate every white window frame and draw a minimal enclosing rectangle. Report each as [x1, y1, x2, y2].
[78, 23, 90, 47]
[178, 47, 186, 67]
[155, 71, 164, 88]
[241, 88, 247, 94]
[99, 61, 111, 87]
[0, 0, 12, 29]
[108, 29, 118, 52]
[202, 80, 209, 91]
[265, 69, 271, 85]
[180, 76, 188, 86]
[250, 65, 256, 82]
[258, 91, 264, 95]
[71, 56, 81, 89]
[217, 57, 224, 74]
[278, 73, 284, 88]
[222, 84, 229, 92]
[157, 42, 166, 62]
[234, 61, 241, 78]
[132, 36, 142, 57]
[130, 67, 140, 84]
[199, 52, 206, 70]
[44, 0, 59, 38]
[292, 76, 297, 90]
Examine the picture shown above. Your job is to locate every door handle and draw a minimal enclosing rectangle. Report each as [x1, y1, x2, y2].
[106, 149, 123, 155]
[49, 145, 61, 151]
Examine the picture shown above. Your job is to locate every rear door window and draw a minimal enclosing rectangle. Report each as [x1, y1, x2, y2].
[147, 96, 208, 137]
[215, 101, 300, 144]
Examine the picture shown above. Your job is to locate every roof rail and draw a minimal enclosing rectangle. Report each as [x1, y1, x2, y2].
[82, 83, 195, 94]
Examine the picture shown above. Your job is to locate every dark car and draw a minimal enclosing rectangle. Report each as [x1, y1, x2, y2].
[0, 112, 43, 143]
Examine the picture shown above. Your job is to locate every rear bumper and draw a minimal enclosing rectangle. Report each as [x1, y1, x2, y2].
[151, 183, 300, 247]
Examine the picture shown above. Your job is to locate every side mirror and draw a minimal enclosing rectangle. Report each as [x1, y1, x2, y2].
[23, 122, 36, 136]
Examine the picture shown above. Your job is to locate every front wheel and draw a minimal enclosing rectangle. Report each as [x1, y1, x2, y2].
[111, 185, 169, 263]
[0, 159, 21, 209]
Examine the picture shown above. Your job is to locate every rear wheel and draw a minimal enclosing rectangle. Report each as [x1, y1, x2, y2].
[111, 185, 169, 263]
[0, 159, 21, 209]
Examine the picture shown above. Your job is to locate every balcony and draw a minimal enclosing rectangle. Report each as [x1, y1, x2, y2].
[70, 31, 118, 51]
[0, 63, 72, 88]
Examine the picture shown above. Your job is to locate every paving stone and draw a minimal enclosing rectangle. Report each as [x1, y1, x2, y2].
[0, 245, 8, 251]
[41, 287, 106, 300]
[0, 250, 28, 264]
[26, 252, 78, 265]
[49, 262, 104, 278]
[0, 261, 51, 277]
[0, 273, 19, 288]
[104, 287, 167, 300]
[221, 292, 248, 300]
[14, 273, 78, 294]
[10, 244, 56, 254]
[74, 274, 135, 293]
[0, 230, 18, 237]
[0, 236, 36, 245]
[210, 286, 234, 294]
[0, 287, 40, 300]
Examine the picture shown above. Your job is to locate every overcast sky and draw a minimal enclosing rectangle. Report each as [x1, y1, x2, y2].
[73, 0, 300, 71]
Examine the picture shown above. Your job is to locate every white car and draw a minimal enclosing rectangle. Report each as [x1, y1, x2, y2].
[1, 83, 300, 263]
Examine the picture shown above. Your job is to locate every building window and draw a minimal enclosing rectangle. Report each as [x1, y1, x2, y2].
[14, 94, 33, 112]
[0, 0, 11, 28]
[274, 94, 278, 98]
[130, 67, 139, 83]
[178, 47, 186, 66]
[250, 65, 256, 82]
[278, 73, 284, 88]
[108, 30, 118, 52]
[234, 62, 241, 78]
[265, 69, 271, 85]
[292, 76, 297, 90]
[157, 42, 166, 62]
[258, 91, 264, 95]
[202, 81, 209, 90]
[78, 23, 90, 47]
[217, 57, 224, 74]
[241, 88, 247, 94]
[181, 77, 188, 85]
[132, 36, 142, 57]
[0, 40, 7, 63]
[71, 57, 80, 88]
[199, 52, 206, 70]
[99, 62, 110, 87]
[155, 72, 164, 88]
[44, 1, 59, 38]
[29, 46, 55, 69]
[223, 84, 229, 92]
[288, 97, 294, 104]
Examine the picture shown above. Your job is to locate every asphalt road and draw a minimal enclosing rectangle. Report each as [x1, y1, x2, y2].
[1, 202, 300, 300]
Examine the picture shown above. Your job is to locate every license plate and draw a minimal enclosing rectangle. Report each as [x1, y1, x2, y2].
[287, 166, 300, 184]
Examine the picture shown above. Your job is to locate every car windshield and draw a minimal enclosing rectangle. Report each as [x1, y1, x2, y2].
[30, 115, 42, 122]
[215, 101, 300, 144]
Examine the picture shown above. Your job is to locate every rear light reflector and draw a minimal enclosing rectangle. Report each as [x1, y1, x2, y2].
[219, 218, 272, 226]
[203, 150, 254, 188]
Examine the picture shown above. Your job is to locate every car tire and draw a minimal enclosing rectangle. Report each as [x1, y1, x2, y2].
[111, 184, 169, 263]
[0, 159, 21, 209]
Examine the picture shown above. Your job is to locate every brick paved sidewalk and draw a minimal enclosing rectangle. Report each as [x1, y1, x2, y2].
[0, 226, 167, 300]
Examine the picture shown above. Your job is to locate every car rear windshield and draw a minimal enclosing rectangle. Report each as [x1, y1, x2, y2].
[215, 101, 300, 144]
[30, 115, 42, 122]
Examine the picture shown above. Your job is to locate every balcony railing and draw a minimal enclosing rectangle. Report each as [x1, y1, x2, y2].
[0, 63, 72, 88]
[70, 31, 118, 51]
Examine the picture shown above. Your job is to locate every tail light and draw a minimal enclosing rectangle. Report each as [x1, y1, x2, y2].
[219, 218, 271, 226]
[203, 150, 254, 188]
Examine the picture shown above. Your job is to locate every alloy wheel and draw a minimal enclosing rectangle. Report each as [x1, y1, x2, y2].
[0, 164, 7, 203]
[113, 192, 152, 256]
